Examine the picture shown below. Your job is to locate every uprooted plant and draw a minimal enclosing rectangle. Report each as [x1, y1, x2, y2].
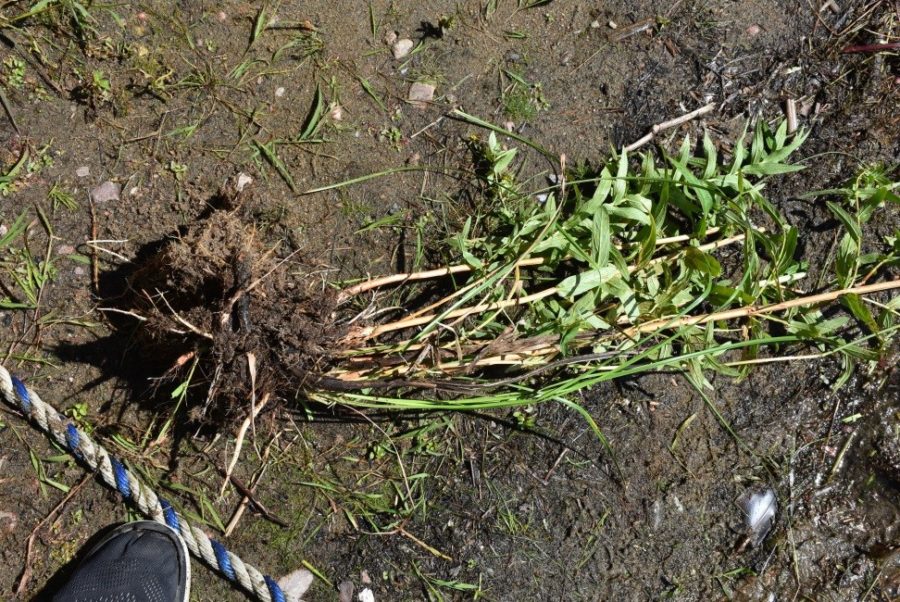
[107, 114, 899, 435]
[316, 115, 899, 416]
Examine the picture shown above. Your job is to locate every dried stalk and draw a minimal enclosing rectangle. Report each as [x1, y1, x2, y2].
[330, 278, 899, 382]
[624, 279, 900, 338]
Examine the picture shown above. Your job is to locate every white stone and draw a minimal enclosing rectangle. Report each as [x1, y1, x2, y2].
[236, 172, 254, 192]
[392, 38, 414, 59]
[278, 568, 314, 600]
[358, 588, 375, 602]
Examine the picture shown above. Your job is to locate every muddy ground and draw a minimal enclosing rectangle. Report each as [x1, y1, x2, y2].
[1, 1, 898, 600]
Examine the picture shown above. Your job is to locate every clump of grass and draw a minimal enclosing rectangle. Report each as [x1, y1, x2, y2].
[313, 113, 899, 424]
[0, 208, 57, 311]
[500, 69, 548, 123]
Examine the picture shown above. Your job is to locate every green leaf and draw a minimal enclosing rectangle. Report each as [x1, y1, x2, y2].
[607, 205, 650, 224]
[741, 162, 805, 176]
[557, 266, 620, 299]
[612, 151, 628, 202]
[774, 119, 788, 149]
[729, 126, 749, 174]
[834, 233, 859, 288]
[826, 201, 861, 243]
[0, 211, 28, 248]
[669, 157, 714, 215]
[684, 247, 722, 277]
[702, 132, 717, 179]
[842, 293, 879, 336]
[251, 6, 268, 46]
[584, 166, 613, 212]
[775, 226, 798, 272]
[591, 206, 610, 267]
[298, 84, 326, 141]
[493, 147, 517, 175]
[358, 76, 387, 111]
[252, 140, 299, 193]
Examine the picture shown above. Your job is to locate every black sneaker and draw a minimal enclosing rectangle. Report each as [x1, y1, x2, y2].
[53, 521, 190, 602]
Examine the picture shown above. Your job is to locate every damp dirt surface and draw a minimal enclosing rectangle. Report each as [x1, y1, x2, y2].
[1, 1, 899, 601]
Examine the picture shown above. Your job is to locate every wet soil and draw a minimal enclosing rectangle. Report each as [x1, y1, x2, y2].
[1, 1, 898, 601]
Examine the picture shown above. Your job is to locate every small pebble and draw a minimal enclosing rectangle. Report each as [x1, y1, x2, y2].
[504, 120, 515, 132]
[76, 166, 90, 178]
[216, 11, 227, 22]
[590, 20, 601, 28]
[608, 20, 618, 29]
[746, 24, 761, 36]
[0, 224, 7, 237]
[392, 38, 414, 59]
[235, 173, 254, 192]
[360, 570, 371, 584]
[275, 86, 286, 98]
[329, 103, 343, 121]
[56, 244, 77, 256]
[91, 181, 121, 204]
[338, 581, 355, 602]
[407, 82, 435, 107]
[74, 267, 86, 276]
[358, 588, 375, 602]
[0, 511, 17, 533]
[383, 31, 398, 46]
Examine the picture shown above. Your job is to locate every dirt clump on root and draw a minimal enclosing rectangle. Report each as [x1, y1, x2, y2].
[120, 197, 345, 423]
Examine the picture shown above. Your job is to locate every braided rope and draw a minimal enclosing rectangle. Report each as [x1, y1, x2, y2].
[0, 365, 292, 602]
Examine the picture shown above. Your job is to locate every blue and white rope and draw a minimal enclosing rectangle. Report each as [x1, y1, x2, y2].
[0, 364, 292, 602]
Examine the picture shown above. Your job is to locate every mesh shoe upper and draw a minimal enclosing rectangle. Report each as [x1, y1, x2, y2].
[53, 521, 189, 602]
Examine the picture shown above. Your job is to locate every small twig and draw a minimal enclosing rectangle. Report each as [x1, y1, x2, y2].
[623, 103, 716, 152]
[409, 114, 447, 139]
[157, 290, 215, 340]
[842, 42, 900, 53]
[97, 307, 148, 321]
[84, 240, 130, 263]
[544, 448, 569, 482]
[89, 200, 100, 292]
[396, 525, 452, 561]
[224, 473, 288, 531]
[0, 86, 20, 134]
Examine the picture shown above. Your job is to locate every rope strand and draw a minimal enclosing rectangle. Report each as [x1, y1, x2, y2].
[0, 364, 295, 602]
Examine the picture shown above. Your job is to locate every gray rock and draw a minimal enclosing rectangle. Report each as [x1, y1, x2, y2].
[91, 181, 121, 204]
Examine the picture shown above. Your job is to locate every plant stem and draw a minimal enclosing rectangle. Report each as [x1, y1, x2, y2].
[356, 232, 753, 340]
[625, 279, 900, 338]
[339, 227, 725, 300]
